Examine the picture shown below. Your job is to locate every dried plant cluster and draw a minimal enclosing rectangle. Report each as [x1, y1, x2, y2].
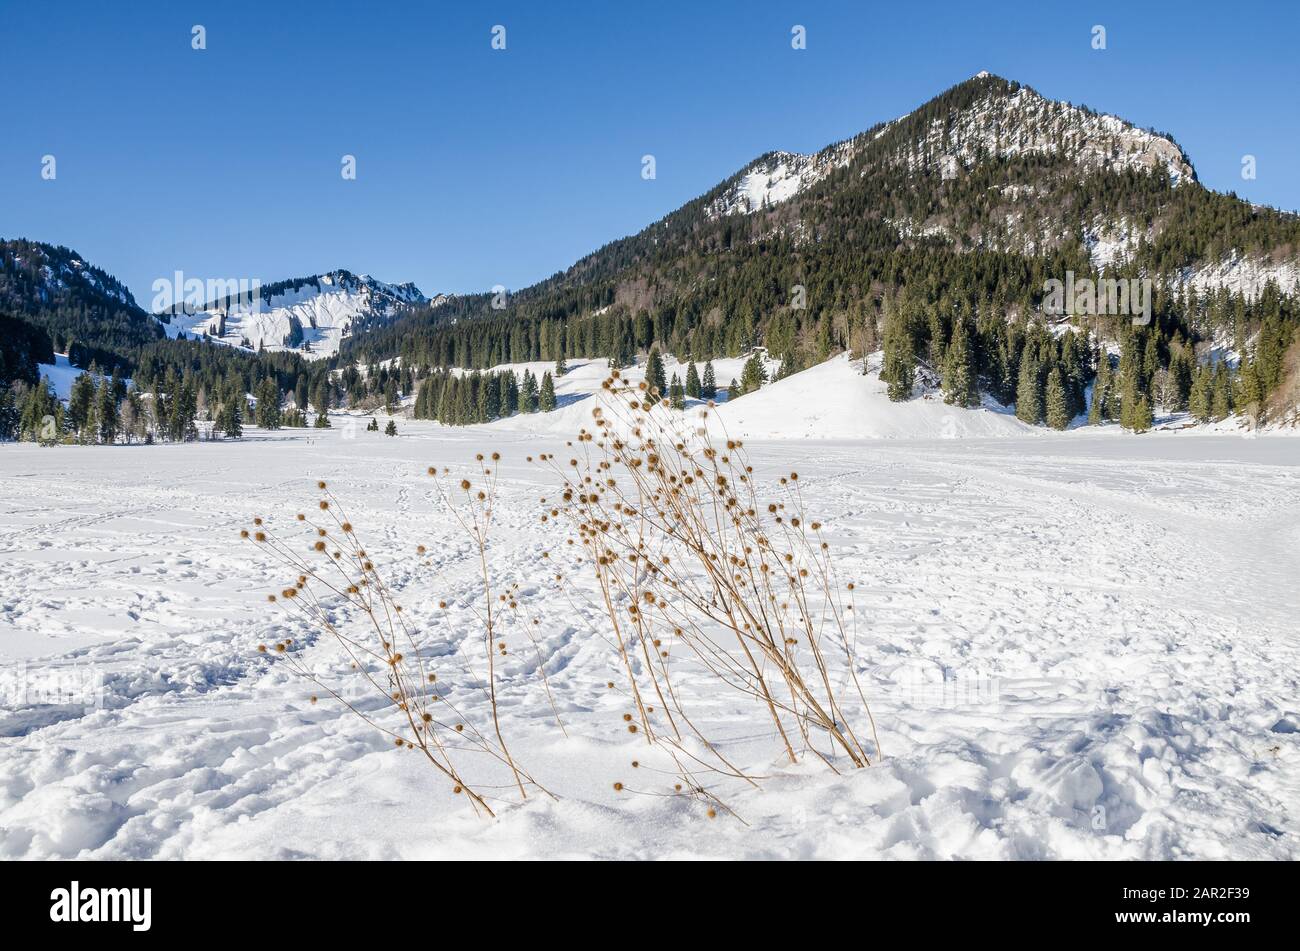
[240, 378, 877, 821]
[240, 468, 552, 818]
[532, 372, 879, 816]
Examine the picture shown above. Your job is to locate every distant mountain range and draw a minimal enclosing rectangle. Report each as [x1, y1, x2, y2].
[158, 269, 439, 358]
[1, 239, 433, 365]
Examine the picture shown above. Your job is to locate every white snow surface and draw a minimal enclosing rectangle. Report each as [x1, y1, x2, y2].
[706, 145, 857, 218]
[1179, 251, 1300, 300]
[35, 354, 85, 401]
[712, 354, 1032, 440]
[2, 360, 1299, 859]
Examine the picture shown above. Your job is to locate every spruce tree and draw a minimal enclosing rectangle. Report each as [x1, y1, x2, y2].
[942, 317, 976, 407]
[69, 371, 96, 441]
[644, 347, 667, 406]
[739, 352, 767, 395]
[1210, 365, 1233, 420]
[881, 306, 915, 402]
[1131, 394, 1154, 433]
[554, 355, 567, 378]
[669, 373, 685, 409]
[539, 371, 556, 412]
[1116, 337, 1145, 431]
[173, 381, 198, 442]
[685, 361, 701, 399]
[256, 377, 282, 430]
[0, 387, 19, 442]
[1044, 368, 1070, 430]
[385, 419, 397, 436]
[95, 377, 119, 444]
[1188, 365, 1212, 422]
[1015, 342, 1042, 425]
[700, 361, 717, 400]
[521, 369, 539, 412]
[1090, 350, 1113, 424]
[219, 395, 243, 438]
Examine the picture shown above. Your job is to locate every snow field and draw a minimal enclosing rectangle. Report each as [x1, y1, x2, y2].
[1, 412, 1297, 858]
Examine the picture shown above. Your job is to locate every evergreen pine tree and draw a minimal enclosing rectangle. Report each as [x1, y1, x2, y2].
[1210, 365, 1233, 420]
[700, 361, 717, 400]
[644, 347, 667, 406]
[69, 371, 96, 441]
[521, 369, 539, 412]
[539, 371, 556, 412]
[256, 377, 282, 430]
[1131, 394, 1154, 433]
[554, 355, 567, 378]
[1090, 350, 1114, 424]
[0, 386, 19, 442]
[942, 317, 976, 407]
[685, 361, 701, 399]
[1116, 336, 1145, 431]
[1015, 341, 1043, 425]
[739, 352, 767, 395]
[1188, 365, 1212, 423]
[881, 305, 915, 402]
[95, 376, 119, 444]
[669, 373, 685, 409]
[385, 419, 397, 436]
[219, 394, 243, 438]
[1044, 368, 1070, 430]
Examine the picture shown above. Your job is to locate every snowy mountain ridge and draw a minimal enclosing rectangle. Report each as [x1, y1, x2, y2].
[705, 73, 1196, 222]
[6, 242, 142, 312]
[161, 269, 433, 359]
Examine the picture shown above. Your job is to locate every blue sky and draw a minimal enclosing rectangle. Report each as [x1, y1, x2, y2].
[2, 0, 1296, 304]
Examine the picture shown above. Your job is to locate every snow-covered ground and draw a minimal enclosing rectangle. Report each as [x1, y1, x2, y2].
[34, 354, 85, 401]
[2, 371, 1298, 859]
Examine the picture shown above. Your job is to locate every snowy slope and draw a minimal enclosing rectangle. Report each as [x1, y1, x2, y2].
[1179, 251, 1300, 300]
[465, 353, 777, 434]
[711, 353, 1033, 440]
[406, 350, 1291, 439]
[706, 145, 857, 217]
[35, 354, 86, 401]
[445, 352, 1029, 441]
[161, 271, 431, 359]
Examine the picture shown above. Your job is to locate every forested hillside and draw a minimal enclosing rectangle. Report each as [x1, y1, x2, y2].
[336, 74, 1300, 428]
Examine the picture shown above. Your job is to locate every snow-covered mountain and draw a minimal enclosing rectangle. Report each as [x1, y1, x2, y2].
[160, 269, 436, 359]
[707, 71, 1196, 222]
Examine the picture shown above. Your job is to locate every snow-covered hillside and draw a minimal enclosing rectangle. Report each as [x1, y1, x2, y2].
[34, 354, 86, 401]
[161, 270, 431, 359]
[463, 351, 1031, 441]
[706, 144, 857, 218]
[1179, 251, 1300, 300]
[711, 353, 1032, 440]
